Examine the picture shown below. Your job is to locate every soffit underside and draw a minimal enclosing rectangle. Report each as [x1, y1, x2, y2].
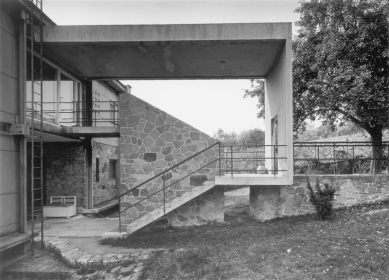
[42, 40, 285, 79]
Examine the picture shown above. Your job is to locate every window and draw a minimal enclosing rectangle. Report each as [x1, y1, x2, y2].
[96, 158, 100, 182]
[109, 160, 117, 179]
[109, 102, 117, 125]
[26, 52, 58, 123]
[26, 51, 81, 126]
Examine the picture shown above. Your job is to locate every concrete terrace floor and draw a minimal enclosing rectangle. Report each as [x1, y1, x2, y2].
[29, 215, 119, 238]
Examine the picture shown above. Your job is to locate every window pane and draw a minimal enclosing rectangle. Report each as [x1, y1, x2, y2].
[60, 73, 74, 125]
[26, 52, 58, 123]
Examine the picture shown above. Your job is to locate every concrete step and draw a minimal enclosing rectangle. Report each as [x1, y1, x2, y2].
[126, 181, 215, 234]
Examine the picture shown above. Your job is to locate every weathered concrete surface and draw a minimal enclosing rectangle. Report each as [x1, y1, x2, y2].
[42, 23, 291, 79]
[250, 175, 389, 222]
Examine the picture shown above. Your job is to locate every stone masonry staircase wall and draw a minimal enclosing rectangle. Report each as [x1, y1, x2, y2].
[126, 182, 224, 234]
[119, 92, 220, 227]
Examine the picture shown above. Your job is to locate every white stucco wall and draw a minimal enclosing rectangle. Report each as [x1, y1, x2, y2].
[264, 39, 293, 183]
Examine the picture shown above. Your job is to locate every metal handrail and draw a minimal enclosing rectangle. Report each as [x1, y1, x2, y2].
[26, 101, 119, 126]
[294, 141, 389, 175]
[117, 141, 221, 232]
[219, 144, 288, 176]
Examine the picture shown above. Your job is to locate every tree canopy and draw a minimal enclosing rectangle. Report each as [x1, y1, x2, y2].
[213, 128, 265, 146]
[293, 0, 389, 139]
[244, 0, 389, 172]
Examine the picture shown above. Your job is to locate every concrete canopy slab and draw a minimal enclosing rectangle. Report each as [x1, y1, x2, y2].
[42, 23, 291, 79]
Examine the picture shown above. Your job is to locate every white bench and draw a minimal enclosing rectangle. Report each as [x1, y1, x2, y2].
[43, 196, 77, 218]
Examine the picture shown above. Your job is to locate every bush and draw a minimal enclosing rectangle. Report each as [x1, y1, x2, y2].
[306, 178, 336, 220]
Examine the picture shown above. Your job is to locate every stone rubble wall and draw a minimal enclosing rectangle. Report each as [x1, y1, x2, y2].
[92, 142, 119, 205]
[163, 186, 224, 227]
[45, 143, 86, 208]
[141, 186, 224, 230]
[119, 93, 220, 225]
[250, 175, 389, 222]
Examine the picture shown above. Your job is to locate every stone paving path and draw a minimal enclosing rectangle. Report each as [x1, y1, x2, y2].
[1, 215, 161, 280]
[1, 249, 76, 280]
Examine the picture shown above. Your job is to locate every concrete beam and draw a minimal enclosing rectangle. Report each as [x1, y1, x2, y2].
[215, 174, 291, 186]
[42, 23, 292, 79]
[43, 23, 292, 43]
[67, 127, 119, 138]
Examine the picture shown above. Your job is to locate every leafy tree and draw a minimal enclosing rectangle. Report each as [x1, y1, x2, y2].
[213, 128, 265, 146]
[213, 128, 238, 146]
[245, 0, 389, 173]
[239, 128, 265, 146]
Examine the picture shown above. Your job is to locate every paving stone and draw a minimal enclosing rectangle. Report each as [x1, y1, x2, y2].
[134, 265, 144, 273]
[110, 266, 122, 275]
[87, 255, 104, 270]
[120, 264, 136, 276]
[102, 254, 119, 268]
[75, 253, 94, 269]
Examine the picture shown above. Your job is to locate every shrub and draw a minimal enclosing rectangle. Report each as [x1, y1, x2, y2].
[306, 178, 336, 220]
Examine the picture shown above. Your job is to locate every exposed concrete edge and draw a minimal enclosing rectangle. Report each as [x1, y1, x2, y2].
[101, 231, 128, 240]
[44, 22, 292, 43]
[0, 233, 32, 252]
[25, 118, 120, 138]
[68, 126, 120, 137]
[216, 175, 292, 185]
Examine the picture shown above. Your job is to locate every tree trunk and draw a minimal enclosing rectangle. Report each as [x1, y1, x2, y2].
[370, 131, 384, 174]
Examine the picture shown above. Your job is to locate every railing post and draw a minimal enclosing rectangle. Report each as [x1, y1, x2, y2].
[317, 145, 319, 172]
[352, 145, 355, 174]
[387, 143, 389, 174]
[230, 146, 233, 177]
[273, 144, 276, 177]
[293, 144, 295, 175]
[333, 143, 336, 175]
[218, 143, 221, 177]
[118, 197, 121, 233]
[163, 171, 166, 214]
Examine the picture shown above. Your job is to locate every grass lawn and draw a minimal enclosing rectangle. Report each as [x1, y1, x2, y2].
[102, 198, 389, 280]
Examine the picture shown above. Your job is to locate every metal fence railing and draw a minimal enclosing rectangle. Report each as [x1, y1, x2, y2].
[219, 144, 288, 176]
[26, 101, 119, 127]
[294, 141, 389, 175]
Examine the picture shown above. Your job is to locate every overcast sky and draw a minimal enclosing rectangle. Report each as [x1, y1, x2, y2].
[44, 0, 300, 136]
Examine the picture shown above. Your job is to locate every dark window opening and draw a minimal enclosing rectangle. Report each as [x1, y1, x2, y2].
[96, 158, 100, 182]
[109, 159, 117, 179]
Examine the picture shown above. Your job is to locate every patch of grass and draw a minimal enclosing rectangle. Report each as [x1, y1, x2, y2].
[102, 200, 389, 280]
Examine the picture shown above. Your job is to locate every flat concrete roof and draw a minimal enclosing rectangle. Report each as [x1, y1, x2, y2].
[42, 23, 291, 79]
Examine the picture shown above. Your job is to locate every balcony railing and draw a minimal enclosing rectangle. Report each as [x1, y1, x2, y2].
[294, 141, 389, 175]
[26, 101, 119, 127]
[219, 144, 288, 176]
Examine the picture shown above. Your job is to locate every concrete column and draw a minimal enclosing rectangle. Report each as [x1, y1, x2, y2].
[264, 39, 293, 181]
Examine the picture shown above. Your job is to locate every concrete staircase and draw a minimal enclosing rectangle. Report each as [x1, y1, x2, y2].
[126, 181, 216, 234]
